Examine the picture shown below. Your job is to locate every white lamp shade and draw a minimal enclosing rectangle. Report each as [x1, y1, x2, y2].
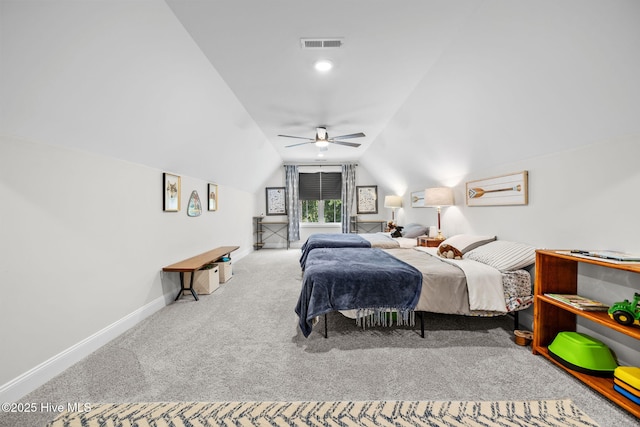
[384, 195, 403, 208]
[424, 187, 454, 207]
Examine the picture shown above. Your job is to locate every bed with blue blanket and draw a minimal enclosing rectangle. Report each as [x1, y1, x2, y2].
[299, 232, 419, 269]
[294, 241, 535, 338]
[295, 247, 423, 337]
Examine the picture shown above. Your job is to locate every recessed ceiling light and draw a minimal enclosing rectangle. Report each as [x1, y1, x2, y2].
[314, 59, 333, 72]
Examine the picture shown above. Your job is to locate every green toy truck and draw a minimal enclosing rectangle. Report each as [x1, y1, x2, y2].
[608, 292, 640, 327]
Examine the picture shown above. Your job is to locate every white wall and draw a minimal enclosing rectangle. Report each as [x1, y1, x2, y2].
[396, 137, 640, 252]
[0, 136, 255, 399]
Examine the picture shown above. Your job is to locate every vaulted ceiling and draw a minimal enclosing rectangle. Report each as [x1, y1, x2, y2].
[166, 0, 640, 190]
[2, 1, 639, 194]
[165, 0, 478, 164]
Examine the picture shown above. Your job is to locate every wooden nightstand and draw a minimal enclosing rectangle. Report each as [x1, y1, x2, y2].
[417, 236, 443, 247]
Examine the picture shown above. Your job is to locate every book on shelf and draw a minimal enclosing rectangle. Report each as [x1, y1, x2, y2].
[545, 294, 609, 311]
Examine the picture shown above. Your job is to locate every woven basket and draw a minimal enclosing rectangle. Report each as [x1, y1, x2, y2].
[514, 330, 533, 346]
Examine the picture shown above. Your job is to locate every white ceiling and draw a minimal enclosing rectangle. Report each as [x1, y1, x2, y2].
[164, 0, 640, 185]
[2, 1, 639, 193]
[165, 0, 478, 163]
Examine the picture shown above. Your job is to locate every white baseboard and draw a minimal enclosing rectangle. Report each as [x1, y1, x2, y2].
[0, 294, 170, 403]
[233, 247, 251, 260]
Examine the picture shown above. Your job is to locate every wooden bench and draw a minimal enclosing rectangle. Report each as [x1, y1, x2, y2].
[163, 246, 239, 301]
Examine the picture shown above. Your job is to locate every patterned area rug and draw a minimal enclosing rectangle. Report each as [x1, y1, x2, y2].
[48, 399, 599, 426]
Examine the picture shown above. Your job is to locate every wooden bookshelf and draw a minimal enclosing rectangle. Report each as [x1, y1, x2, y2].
[533, 250, 640, 418]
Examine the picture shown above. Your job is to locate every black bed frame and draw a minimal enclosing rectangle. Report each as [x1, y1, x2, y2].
[320, 310, 520, 339]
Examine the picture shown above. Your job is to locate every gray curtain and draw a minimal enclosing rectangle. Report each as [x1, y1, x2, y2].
[285, 165, 300, 241]
[341, 163, 357, 233]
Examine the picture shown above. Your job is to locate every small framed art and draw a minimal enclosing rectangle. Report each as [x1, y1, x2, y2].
[163, 172, 181, 212]
[411, 190, 425, 207]
[208, 183, 218, 211]
[356, 185, 378, 214]
[266, 187, 287, 216]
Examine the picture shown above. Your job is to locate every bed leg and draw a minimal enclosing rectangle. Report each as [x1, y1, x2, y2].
[324, 313, 328, 339]
[513, 310, 519, 330]
[419, 312, 424, 338]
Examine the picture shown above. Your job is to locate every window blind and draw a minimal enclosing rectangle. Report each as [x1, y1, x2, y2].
[298, 172, 342, 200]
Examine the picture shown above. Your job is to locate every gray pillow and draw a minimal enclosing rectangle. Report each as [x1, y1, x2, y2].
[464, 240, 536, 271]
[401, 223, 428, 238]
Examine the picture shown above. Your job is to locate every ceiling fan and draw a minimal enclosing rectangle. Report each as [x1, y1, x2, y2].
[279, 127, 365, 150]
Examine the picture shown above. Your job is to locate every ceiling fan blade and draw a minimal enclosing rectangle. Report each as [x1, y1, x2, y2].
[285, 141, 315, 148]
[330, 140, 361, 148]
[278, 134, 315, 141]
[330, 132, 365, 139]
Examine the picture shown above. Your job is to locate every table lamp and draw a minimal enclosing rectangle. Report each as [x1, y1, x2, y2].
[384, 195, 403, 221]
[424, 187, 454, 240]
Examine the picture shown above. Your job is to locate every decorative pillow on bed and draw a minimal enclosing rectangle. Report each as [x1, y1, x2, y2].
[437, 244, 463, 260]
[401, 223, 428, 238]
[437, 234, 496, 255]
[464, 240, 536, 271]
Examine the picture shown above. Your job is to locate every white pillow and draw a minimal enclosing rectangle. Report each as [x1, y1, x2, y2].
[464, 240, 536, 272]
[437, 234, 496, 254]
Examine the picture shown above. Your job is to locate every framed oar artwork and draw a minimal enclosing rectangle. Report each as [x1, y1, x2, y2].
[411, 190, 425, 207]
[466, 171, 528, 206]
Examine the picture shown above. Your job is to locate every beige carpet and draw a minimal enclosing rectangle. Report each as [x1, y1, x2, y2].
[48, 399, 599, 426]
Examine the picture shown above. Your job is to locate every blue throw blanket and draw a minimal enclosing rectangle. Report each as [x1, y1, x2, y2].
[295, 248, 423, 337]
[299, 233, 371, 269]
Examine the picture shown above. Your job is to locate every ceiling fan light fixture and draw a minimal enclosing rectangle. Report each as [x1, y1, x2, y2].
[316, 127, 327, 140]
[315, 127, 328, 147]
[279, 126, 364, 150]
[314, 59, 333, 72]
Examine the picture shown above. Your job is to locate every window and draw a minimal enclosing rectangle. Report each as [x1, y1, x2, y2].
[299, 172, 342, 223]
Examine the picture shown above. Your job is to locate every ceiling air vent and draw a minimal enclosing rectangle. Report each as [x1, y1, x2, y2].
[300, 38, 344, 49]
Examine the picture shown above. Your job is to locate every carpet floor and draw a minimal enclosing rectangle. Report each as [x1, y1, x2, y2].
[1, 249, 637, 426]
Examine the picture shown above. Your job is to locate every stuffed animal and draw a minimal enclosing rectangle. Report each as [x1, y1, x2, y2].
[391, 226, 404, 238]
[437, 244, 463, 260]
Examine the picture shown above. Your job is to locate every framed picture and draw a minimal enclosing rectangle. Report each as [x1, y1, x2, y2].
[356, 185, 378, 214]
[466, 171, 528, 206]
[266, 187, 287, 215]
[411, 190, 425, 207]
[208, 183, 218, 211]
[163, 172, 181, 212]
